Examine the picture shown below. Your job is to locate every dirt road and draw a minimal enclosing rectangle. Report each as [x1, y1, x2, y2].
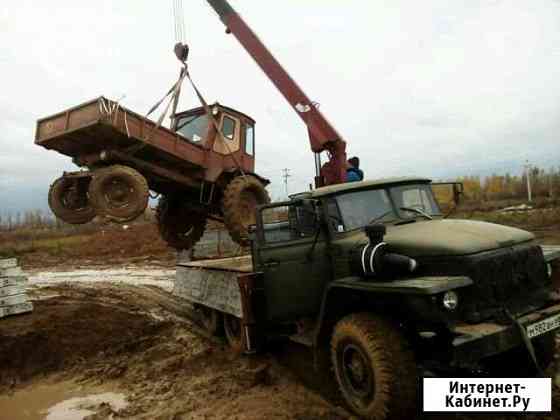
[0, 267, 558, 419]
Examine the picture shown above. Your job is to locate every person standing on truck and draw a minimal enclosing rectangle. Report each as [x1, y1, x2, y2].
[346, 156, 364, 182]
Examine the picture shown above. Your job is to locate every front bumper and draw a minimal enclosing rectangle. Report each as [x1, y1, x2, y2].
[450, 301, 560, 367]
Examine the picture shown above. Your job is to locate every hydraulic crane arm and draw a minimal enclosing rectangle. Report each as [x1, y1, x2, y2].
[206, 0, 347, 186]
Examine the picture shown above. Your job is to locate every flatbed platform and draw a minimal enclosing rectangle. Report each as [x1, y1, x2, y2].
[35, 96, 206, 176]
[174, 255, 253, 318]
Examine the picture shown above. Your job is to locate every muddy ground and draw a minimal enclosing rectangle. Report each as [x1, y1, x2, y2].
[0, 271, 350, 420]
[1, 214, 560, 419]
[0, 267, 558, 420]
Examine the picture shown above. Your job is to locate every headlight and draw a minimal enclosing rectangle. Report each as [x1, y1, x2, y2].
[547, 263, 553, 279]
[443, 291, 459, 311]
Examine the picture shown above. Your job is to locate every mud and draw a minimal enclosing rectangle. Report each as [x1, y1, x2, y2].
[0, 268, 558, 419]
[0, 379, 127, 420]
[0, 274, 346, 420]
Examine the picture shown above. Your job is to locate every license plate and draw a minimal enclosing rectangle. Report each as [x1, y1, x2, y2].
[526, 313, 560, 339]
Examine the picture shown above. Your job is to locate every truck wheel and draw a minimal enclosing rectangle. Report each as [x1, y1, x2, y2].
[331, 313, 417, 420]
[224, 314, 243, 351]
[88, 165, 149, 223]
[48, 176, 96, 224]
[222, 175, 270, 246]
[156, 196, 207, 250]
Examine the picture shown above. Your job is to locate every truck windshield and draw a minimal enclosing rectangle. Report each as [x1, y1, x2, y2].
[334, 189, 395, 232]
[176, 114, 209, 142]
[331, 184, 441, 232]
[390, 184, 441, 219]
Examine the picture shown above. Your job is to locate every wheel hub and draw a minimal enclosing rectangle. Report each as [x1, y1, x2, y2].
[104, 179, 134, 208]
[62, 186, 88, 210]
[341, 344, 374, 399]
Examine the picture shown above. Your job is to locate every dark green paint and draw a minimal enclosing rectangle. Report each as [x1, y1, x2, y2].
[331, 275, 473, 295]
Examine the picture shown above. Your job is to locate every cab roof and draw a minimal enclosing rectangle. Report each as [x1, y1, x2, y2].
[174, 102, 255, 124]
[293, 177, 432, 199]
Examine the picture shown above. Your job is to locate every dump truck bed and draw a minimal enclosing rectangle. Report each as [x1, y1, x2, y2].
[35, 96, 206, 171]
[174, 255, 253, 318]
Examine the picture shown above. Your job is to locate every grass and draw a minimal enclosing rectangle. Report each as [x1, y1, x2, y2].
[0, 222, 175, 267]
[0, 235, 90, 258]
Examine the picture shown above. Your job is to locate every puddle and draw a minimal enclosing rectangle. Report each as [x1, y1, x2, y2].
[45, 392, 127, 420]
[27, 268, 175, 292]
[0, 380, 127, 420]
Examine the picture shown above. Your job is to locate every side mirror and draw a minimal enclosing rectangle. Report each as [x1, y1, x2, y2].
[432, 182, 464, 206]
[452, 183, 464, 205]
[301, 199, 317, 215]
[291, 199, 320, 236]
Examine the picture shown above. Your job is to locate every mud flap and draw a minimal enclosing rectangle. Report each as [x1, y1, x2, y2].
[237, 273, 265, 354]
[504, 308, 545, 377]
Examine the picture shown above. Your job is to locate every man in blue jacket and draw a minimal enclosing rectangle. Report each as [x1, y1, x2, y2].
[346, 156, 364, 182]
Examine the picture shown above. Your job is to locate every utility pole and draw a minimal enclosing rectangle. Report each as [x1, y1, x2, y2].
[282, 168, 291, 198]
[524, 160, 532, 202]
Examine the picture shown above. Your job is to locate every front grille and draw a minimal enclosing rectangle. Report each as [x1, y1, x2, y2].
[418, 244, 550, 323]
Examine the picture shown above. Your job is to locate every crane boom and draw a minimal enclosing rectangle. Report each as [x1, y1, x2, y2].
[206, 0, 347, 186]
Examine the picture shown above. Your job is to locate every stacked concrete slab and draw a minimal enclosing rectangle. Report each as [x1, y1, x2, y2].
[193, 229, 239, 259]
[0, 258, 33, 319]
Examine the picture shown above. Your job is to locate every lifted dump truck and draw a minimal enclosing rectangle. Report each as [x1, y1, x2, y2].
[35, 97, 270, 248]
[175, 177, 560, 420]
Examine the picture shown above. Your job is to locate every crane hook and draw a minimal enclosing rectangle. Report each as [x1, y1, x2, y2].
[174, 42, 190, 64]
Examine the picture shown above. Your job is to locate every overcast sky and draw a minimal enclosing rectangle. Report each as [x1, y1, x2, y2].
[2, 0, 560, 213]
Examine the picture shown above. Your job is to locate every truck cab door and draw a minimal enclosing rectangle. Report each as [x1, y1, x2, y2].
[253, 201, 331, 322]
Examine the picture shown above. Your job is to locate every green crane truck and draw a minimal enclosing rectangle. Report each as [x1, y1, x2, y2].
[175, 177, 560, 420]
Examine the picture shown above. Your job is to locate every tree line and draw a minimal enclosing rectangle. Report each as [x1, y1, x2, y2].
[459, 166, 560, 202]
[2, 166, 559, 231]
[0, 210, 60, 232]
[434, 165, 560, 204]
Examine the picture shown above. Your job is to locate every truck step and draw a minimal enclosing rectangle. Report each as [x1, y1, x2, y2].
[289, 331, 314, 347]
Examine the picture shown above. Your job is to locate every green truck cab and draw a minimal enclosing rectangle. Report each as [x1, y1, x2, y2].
[175, 177, 560, 419]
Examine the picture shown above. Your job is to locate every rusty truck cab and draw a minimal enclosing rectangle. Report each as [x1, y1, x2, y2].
[173, 103, 256, 176]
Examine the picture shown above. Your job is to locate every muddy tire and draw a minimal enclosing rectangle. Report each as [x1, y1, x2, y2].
[222, 175, 270, 246]
[155, 196, 207, 250]
[331, 313, 417, 420]
[48, 176, 96, 224]
[224, 314, 243, 351]
[88, 165, 149, 223]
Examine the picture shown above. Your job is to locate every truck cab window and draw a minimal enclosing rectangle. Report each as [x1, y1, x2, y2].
[245, 124, 255, 155]
[326, 198, 344, 232]
[176, 114, 209, 142]
[261, 203, 317, 244]
[222, 115, 236, 140]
